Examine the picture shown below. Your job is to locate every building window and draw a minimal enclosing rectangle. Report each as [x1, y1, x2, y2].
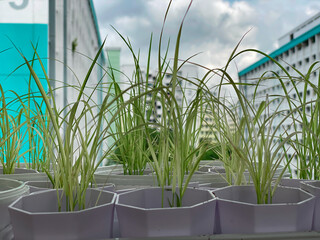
[307, 89, 310, 96]
[298, 61, 302, 66]
[303, 40, 309, 47]
[285, 51, 289, 57]
[311, 36, 316, 43]
[297, 44, 302, 51]
[290, 33, 294, 40]
[314, 72, 317, 77]
[307, 106, 311, 112]
[291, 47, 295, 53]
[305, 57, 310, 63]
[313, 54, 317, 60]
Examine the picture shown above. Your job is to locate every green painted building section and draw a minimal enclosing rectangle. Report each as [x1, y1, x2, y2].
[106, 48, 121, 164]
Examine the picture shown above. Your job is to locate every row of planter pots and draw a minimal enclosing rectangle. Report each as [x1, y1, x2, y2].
[0, 160, 291, 189]
[93, 162, 291, 190]
[2, 177, 320, 240]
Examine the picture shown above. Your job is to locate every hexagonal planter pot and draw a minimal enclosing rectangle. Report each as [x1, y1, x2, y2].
[25, 181, 115, 194]
[25, 180, 54, 193]
[94, 170, 228, 190]
[8, 188, 116, 240]
[213, 185, 315, 234]
[300, 180, 320, 231]
[116, 187, 216, 238]
[94, 171, 159, 190]
[0, 167, 49, 182]
[0, 178, 29, 240]
[279, 178, 311, 188]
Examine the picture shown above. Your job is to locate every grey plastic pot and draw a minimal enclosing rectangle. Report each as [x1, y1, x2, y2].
[26, 181, 116, 194]
[213, 185, 315, 234]
[94, 170, 228, 190]
[8, 188, 116, 240]
[116, 187, 216, 238]
[25, 180, 54, 193]
[279, 178, 312, 188]
[94, 172, 159, 190]
[0, 178, 29, 240]
[95, 163, 154, 175]
[243, 165, 291, 184]
[0, 167, 49, 182]
[300, 181, 320, 231]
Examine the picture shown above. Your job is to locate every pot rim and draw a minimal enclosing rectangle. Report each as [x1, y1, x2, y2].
[8, 188, 116, 215]
[115, 187, 216, 211]
[212, 185, 315, 206]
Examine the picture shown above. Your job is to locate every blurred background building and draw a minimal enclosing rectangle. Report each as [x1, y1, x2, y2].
[238, 12, 320, 176]
[120, 63, 199, 123]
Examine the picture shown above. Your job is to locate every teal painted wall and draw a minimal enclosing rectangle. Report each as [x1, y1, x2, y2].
[0, 23, 48, 93]
[0, 23, 48, 163]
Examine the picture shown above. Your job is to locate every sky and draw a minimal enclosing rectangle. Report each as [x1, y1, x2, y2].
[93, 0, 320, 83]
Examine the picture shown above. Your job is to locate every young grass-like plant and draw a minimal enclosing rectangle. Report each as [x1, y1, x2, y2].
[203, 46, 299, 204]
[136, 0, 212, 207]
[205, 96, 247, 185]
[281, 62, 320, 179]
[0, 86, 31, 174]
[108, 31, 156, 175]
[18, 40, 118, 211]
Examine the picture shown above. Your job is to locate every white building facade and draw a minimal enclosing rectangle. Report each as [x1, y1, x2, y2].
[238, 12, 320, 176]
[120, 64, 199, 123]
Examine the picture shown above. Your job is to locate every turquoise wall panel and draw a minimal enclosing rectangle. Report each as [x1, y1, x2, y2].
[0, 23, 48, 164]
[0, 23, 47, 89]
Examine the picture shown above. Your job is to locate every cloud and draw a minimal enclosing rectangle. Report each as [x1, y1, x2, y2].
[93, 0, 320, 83]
